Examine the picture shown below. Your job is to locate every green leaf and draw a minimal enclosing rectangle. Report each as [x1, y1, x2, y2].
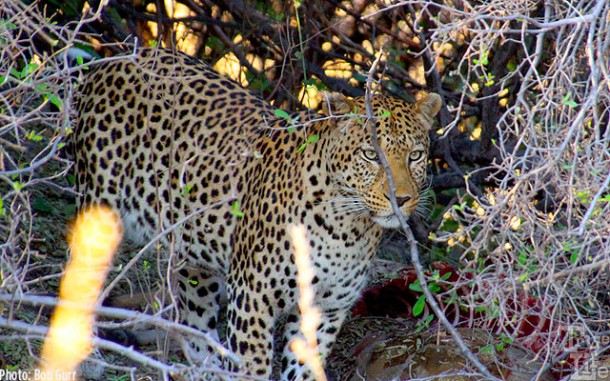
[453, 202, 467, 212]
[347, 109, 364, 125]
[12, 181, 24, 191]
[561, 93, 578, 108]
[181, 184, 193, 197]
[413, 295, 426, 317]
[576, 191, 590, 203]
[415, 314, 434, 332]
[21, 62, 39, 78]
[2, 21, 17, 30]
[47, 95, 62, 110]
[26, 130, 43, 141]
[499, 333, 513, 344]
[307, 134, 319, 143]
[296, 143, 307, 153]
[296, 134, 319, 154]
[302, 78, 327, 91]
[569, 251, 579, 264]
[10, 67, 21, 79]
[408, 281, 423, 292]
[380, 110, 391, 118]
[481, 344, 495, 355]
[231, 201, 244, 217]
[5, 364, 19, 372]
[517, 252, 527, 266]
[188, 279, 199, 286]
[275, 109, 299, 132]
[274, 109, 291, 120]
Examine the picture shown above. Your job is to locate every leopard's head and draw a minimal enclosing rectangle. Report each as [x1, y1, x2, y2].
[322, 92, 442, 228]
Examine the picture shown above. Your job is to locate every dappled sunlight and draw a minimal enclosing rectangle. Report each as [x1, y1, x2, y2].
[288, 224, 327, 381]
[39, 206, 121, 378]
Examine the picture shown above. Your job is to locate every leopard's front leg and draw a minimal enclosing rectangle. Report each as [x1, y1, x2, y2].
[280, 265, 370, 381]
[226, 280, 276, 379]
[280, 307, 349, 381]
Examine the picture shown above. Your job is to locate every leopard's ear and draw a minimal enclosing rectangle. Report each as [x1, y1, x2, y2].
[321, 92, 354, 117]
[415, 92, 442, 127]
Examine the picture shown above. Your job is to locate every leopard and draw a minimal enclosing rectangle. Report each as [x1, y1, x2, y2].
[73, 48, 441, 380]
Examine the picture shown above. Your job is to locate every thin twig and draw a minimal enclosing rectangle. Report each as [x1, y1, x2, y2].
[0, 317, 181, 380]
[363, 51, 501, 381]
[0, 292, 239, 365]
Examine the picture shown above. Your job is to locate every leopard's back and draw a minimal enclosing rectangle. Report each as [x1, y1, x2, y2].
[75, 49, 276, 270]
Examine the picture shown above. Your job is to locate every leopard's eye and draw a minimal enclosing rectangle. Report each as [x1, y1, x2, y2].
[361, 148, 379, 163]
[408, 150, 425, 163]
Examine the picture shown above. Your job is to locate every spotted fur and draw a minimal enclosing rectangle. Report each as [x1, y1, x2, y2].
[74, 48, 441, 380]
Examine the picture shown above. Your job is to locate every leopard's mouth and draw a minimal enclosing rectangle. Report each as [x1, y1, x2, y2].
[371, 199, 419, 228]
[371, 212, 408, 229]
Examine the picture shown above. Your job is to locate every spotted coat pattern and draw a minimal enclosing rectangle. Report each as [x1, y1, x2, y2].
[74, 48, 442, 380]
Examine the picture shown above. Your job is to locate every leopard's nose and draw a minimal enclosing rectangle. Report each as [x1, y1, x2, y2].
[384, 194, 413, 207]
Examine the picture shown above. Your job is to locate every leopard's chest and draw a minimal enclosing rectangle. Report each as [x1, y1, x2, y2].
[305, 212, 383, 288]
